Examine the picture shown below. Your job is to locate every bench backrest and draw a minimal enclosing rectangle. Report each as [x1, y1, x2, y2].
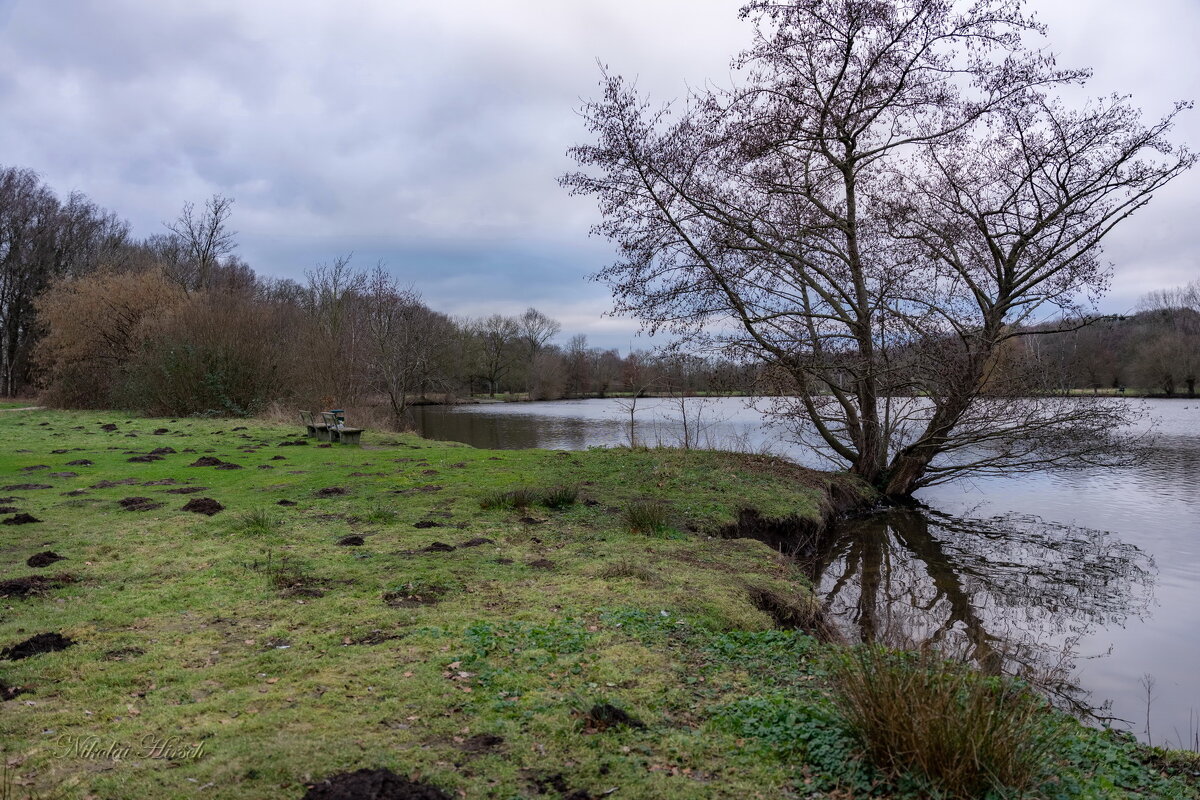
[320, 411, 339, 429]
[299, 410, 314, 426]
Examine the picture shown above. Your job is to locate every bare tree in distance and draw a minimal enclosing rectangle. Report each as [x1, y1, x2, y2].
[563, 0, 1194, 498]
[164, 194, 236, 292]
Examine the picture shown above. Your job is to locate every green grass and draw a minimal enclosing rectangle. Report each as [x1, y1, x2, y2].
[0, 409, 1191, 799]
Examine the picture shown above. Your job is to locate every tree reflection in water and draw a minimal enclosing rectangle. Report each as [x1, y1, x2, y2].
[809, 509, 1155, 718]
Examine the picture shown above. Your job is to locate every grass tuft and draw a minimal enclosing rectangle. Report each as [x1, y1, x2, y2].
[234, 507, 282, 536]
[829, 646, 1057, 798]
[622, 499, 670, 534]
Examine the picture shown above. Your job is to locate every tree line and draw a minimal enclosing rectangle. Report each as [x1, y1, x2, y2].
[2, 167, 757, 420]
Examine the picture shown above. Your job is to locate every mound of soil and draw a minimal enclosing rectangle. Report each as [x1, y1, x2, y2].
[148, 447, 177, 455]
[579, 702, 645, 732]
[271, 455, 288, 460]
[0, 574, 73, 597]
[142, 478, 179, 486]
[458, 537, 495, 548]
[3, 484, 51, 491]
[21, 464, 50, 471]
[420, 542, 455, 553]
[182, 498, 224, 516]
[118, 497, 164, 512]
[66, 459, 93, 466]
[3, 513, 41, 525]
[27, 551, 65, 567]
[1, 632, 74, 660]
[336, 535, 365, 546]
[303, 769, 450, 800]
[49, 471, 78, 478]
[127, 454, 163, 463]
[277, 499, 297, 506]
[99, 423, 118, 432]
[413, 521, 443, 529]
[0, 506, 17, 513]
[1, 680, 29, 701]
[527, 559, 556, 570]
[315, 487, 348, 497]
[165, 486, 207, 495]
[188, 456, 226, 467]
[257, 465, 275, 470]
[91, 478, 139, 488]
[278, 439, 309, 447]
[518, 517, 545, 525]
[459, 733, 504, 753]
[153, 428, 170, 434]
[215, 463, 244, 470]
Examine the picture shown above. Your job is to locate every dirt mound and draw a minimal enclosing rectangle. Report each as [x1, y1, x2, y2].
[420, 542, 455, 553]
[336, 535, 365, 546]
[142, 478, 179, 486]
[118, 497, 164, 512]
[527, 559, 555, 570]
[3, 483, 51, 491]
[127, 454, 163, 463]
[188, 456, 225, 467]
[27, 551, 65, 567]
[413, 520, 443, 529]
[459, 733, 504, 753]
[1, 632, 74, 660]
[277, 499, 297, 506]
[3, 513, 41, 525]
[153, 428, 170, 434]
[0, 574, 73, 597]
[458, 537, 495, 548]
[278, 439, 309, 446]
[303, 769, 450, 800]
[315, 487, 348, 497]
[66, 459, 93, 466]
[578, 702, 645, 732]
[271, 455, 288, 460]
[148, 447, 177, 455]
[182, 498, 224, 516]
[21, 464, 50, 471]
[49, 471, 78, 478]
[0, 506, 17, 513]
[215, 463, 244, 470]
[165, 486, 207, 494]
[91, 478, 139, 488]
[1, 680, 30, 701]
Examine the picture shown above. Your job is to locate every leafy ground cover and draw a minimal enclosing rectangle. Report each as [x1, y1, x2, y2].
[0, 410, 1193, 799]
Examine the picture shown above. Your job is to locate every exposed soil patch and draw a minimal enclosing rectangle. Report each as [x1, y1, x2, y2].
[49, 471, 78, 478]
[3, 483, 51, 490]
[0, 505, 17, 513]
[1, 632, 74, 660]
[118, 497, 165, 512]
[188, 456, 226, 467]
[99, 423, 118, 432]
[271, 455, 287, 460]
[91, 478, 139, 488]
[102, 646, 145, 661]
[336, 535, 365, 546]
[153, 428, 170, 435]
[315, 487, 348, 497]
[3, 513, 41, 525]
[257, 465, 275, 470]
[27, 551, 65, 567]
[421, 469, 439, 476]
[277, 499, 297, 506]
[165, 486, 208, 495]
[182, 498, 224, 516]
[459, 733, 504, 753]
[383, 585, 446, 607]
[745, 585, 833, 639]
[66, 459, 93, 466]
[0, 574, 73, 597]
[216, 463, 244, 470]
[21, 464, 50, 471]
[527, 559, 556, 570]
[518, 517, 545, 525]
[458, 537, 495, 548]
[420, 542, 455, 553]
[1, 680, 29, 701]
[578, 702, 645, 732]
[127, 454, 163, 463]
[278, 439, 309, 446]
[413, 520, 443, 529]
[143, 478, 179, 486]
[149, 447, 177, 455]
[303, 769, 450, 800]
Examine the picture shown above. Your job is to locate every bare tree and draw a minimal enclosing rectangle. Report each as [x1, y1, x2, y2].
[517, 306, 562, 393]
[164, 194, 236, 291]
[470, 314, 521, 396]
[563, 0, 1194, 497]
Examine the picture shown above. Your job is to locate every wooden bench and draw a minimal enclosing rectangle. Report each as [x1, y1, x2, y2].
[320, 411, 364, 446]
[299, 410, 328, 439]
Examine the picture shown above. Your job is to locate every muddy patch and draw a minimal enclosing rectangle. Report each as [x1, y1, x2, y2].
[459, 733, 504, 753]
[182, 498, 224, 516]
[3, 513, 41, 525]
[27, 551, 65, 567]
[315, 487, 348, 498]
[413, 520, 443, 529]
[91, 478, 139, 488]
[0, 574, 74, 598]
[118, 497, 165, 512]
[336, 535, 365, 546]
[99, 423, 118, 432]
[303, 769, 450, 800]
[1, 632, 75, 660]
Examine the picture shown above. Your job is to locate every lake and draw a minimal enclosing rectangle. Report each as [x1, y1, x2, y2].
[412, 397, 1200, 748]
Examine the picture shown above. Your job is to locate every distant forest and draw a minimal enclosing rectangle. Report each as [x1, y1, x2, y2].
[2, 166, 1197, 424]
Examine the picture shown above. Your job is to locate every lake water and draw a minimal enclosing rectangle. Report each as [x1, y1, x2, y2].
[413, 397, 1200, 748]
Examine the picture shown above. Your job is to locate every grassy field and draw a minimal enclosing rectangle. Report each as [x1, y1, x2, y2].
[0, 410, 1194, 799]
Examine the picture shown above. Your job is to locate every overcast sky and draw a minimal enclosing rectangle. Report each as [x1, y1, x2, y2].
[1, 1, 1196, 351]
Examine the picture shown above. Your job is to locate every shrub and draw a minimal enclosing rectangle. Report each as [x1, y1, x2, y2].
[829, 646, 1058, 798]
[622, 499, 670, 534]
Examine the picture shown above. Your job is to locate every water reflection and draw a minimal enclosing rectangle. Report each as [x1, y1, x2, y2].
[811, 509, 1156, 718]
